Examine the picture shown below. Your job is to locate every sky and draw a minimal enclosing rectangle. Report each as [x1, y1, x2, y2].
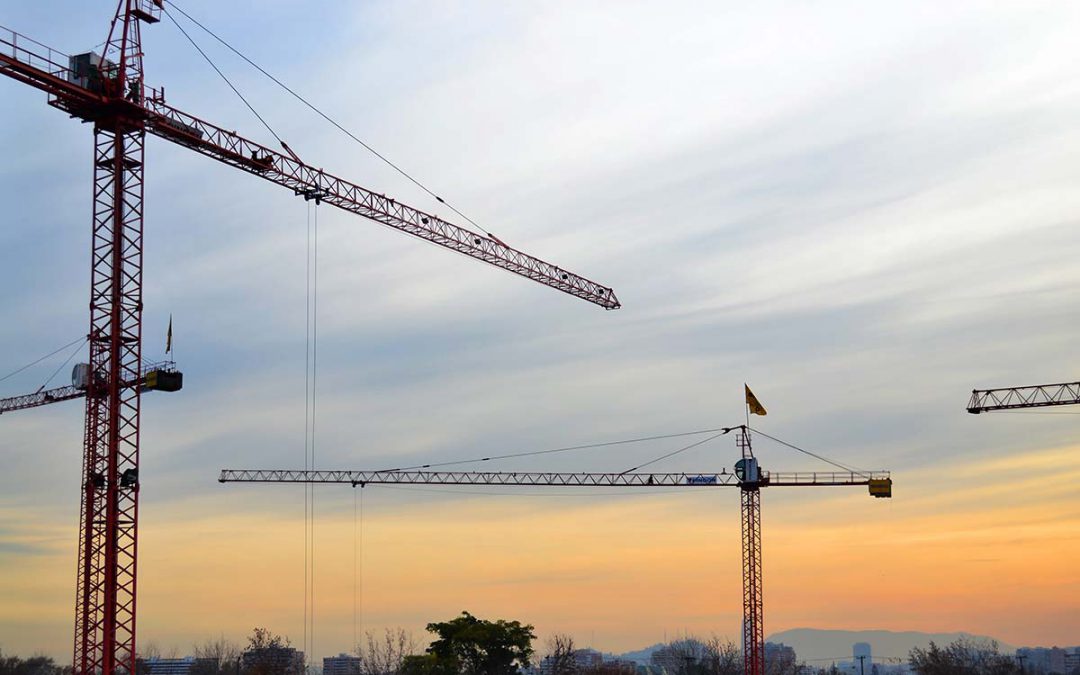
[1, 0, 1079, 665]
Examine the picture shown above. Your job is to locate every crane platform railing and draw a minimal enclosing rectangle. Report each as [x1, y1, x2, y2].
[0, 25, 72, 80]
[967, 380, 1080, 413]
[0, 360, 180, 415]
[219, 468, 891, 488]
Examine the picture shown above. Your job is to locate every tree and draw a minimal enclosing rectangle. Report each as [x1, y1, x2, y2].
[242, 628, 302, 675]
[650, 637, 740, 675]
[403, 611, 536, 675]
[191, 636, 243, 675]
[0, 650, 64, 675]
[909, 638, 1019, 675]
[543, 634, 579, 675]
[356, 628, 418, 675]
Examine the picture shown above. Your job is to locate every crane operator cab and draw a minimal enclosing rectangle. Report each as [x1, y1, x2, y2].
[735, 457, 762, 486]
[71, 363, 183, 393]
[67, 53, 119, 97]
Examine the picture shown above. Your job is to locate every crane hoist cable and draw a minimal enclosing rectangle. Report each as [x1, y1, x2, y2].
[749, 426, 872, 477]
[162, 7, 291, 156]
[37, 337, 88, 393]
[375, 427, 736, 472]
[0, 336, 86, 386]
[163, 0, 505, 241]
[620, 429, 733, 474]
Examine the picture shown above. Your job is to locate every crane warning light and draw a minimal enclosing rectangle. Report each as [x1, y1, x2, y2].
[869, 478, 892, 498]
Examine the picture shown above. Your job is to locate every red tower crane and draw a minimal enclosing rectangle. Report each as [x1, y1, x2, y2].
[0, 4, 618, 675]
[219, 425, 893, 675]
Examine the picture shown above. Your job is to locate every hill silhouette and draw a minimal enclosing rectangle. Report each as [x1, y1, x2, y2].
[765, 628, 1014, 664]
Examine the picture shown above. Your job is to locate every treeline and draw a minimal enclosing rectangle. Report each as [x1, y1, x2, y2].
[6, 615, 1067, 675]
[0, 651, 69, 675]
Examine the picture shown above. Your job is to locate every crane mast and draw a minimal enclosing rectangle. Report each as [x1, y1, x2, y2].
[736, 428, 764, 675]
[220, 426, 892, 675]
[0, 4, 618, 675]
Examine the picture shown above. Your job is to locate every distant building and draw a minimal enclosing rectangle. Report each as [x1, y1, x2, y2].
[600, 657, 637, 674]
[765, 642, 796, 673]
[138, 657, 217, 675]
[1017, 646, 1073, 674]
[573, 650, 603, 669]
[323, 654, 360, 675]
[853, 643, 872, 674]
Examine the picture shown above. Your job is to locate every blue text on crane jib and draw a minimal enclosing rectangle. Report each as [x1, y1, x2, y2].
[685, 474, 719, 485]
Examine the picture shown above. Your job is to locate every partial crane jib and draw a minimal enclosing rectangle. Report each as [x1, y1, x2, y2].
[967, 380, 1080, 414]
[140, 100, 621, 309]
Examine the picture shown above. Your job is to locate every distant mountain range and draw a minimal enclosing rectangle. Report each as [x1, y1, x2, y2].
[612, 629, 1015, 666]
[764, 628, 1015, 665]
[617, 643, 665, 665]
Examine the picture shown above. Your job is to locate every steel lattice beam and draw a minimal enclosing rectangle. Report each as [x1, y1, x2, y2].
[741, 486, 764, 675]
[74, 6, 152, 675]
[218, 468, 889, 487]
[138, 100, 620, 310]
[967, 381, 1080, 413]
[0, 385, 82, 414]
[77, 120, 145, 675]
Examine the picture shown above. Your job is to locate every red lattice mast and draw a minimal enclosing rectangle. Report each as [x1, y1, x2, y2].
[737, 427, 764, 675]
[74, 4, 156, 675]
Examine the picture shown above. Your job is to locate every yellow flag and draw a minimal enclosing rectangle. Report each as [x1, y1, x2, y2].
[166, 315, 173, 354]
[745, 384, 767, 416]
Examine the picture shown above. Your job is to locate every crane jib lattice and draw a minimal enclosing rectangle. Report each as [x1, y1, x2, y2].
[967, 381, 1080, 413]
[218, 469, 891, 487]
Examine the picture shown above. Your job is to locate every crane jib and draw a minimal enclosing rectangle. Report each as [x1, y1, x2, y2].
[218, 469, 892, 491]
[140, 100, 621, 310]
